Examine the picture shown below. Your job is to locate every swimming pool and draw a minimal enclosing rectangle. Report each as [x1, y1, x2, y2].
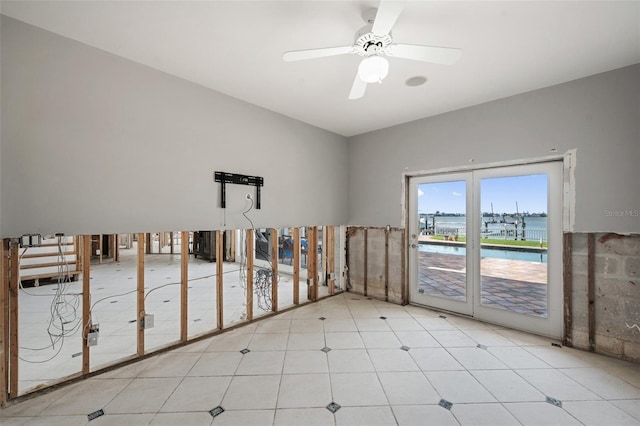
[419, 243, 547, 263]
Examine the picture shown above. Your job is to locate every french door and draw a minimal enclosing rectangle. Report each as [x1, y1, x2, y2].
[408, 162, 562, 338]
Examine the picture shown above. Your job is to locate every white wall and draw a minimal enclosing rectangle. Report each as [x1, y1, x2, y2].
[347, 64, 640, 233]
[1, 16, 348, 237]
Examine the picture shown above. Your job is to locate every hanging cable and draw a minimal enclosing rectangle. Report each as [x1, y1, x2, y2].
[238, 197, 279, 312]
[19, 235, 83, 363]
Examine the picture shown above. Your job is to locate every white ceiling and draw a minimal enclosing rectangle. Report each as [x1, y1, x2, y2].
[2, 1, 639, 137]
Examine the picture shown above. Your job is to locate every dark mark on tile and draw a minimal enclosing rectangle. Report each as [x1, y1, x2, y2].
[209, 406, 225, 418]
[438, 399, 453, 410]
[326, 402, 341, 413]
[546, 396, 562, 407]
[87, 409, 104, 421]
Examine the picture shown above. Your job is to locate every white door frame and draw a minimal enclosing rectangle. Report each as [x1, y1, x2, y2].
[407, 159, 565, 338]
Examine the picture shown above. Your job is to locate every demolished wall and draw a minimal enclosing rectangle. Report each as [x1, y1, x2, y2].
[569, 233, 640, 360]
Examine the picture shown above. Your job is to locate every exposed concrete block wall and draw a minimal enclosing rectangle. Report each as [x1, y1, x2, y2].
[346, 227, 405, 305]
[570, 233, 640, 361]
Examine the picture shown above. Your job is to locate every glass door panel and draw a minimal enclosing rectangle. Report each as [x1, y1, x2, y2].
[479, 174, 549, 318]
[409, 161, 562, 338]
[409, 174, 472, 315]
[473, 162, 562, 338]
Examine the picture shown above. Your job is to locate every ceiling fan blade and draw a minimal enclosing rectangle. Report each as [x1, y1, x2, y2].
[372, 1, 404, 36]
[348, 72, 367, 100]
[386, 43, 462, 65]
[282, 46, 353, 62]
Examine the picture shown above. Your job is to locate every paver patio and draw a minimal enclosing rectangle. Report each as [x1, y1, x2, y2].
[418, 251, 548, 317]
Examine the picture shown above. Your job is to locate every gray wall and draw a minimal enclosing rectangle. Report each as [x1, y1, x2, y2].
[1, 16, 348, 237]
[347, 64, 640, 233]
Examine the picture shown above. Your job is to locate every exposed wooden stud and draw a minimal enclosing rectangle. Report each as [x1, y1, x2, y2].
[563, 233, 573, 347]
[170, 232, 175, 255]
[587, 233, 595, 352]
[307, 227, 313, 301]
[37, 242, 74, 248]
[145, 233, 152, 255]
[305, 227, 311, 301]
[310, 226, 318, 301]
[110, 235, 115, 259]
[20, 260, 79, 270]
[1, 240, 9, 405]
[180, 231, 189, 342]
[401, 229, 407, 305]
[114, 234, 120, 262]
[21, 251, 79, 260]
[137, 233, 145, 356]
[74, 236, 81, 272]
[11, 271, 82, 282]
[293, 228, 300, 305]
[8, 242, 19, 398]
[246, 229, 254, 321]
[98, 234, 103, 264]
[321, 227, 327, 287]
[216, 231, 224, 330]
[384, 228, 390, 302]
[403, 176, 410, 305]
[82, 235, 91, 375]
[363, 228, 368, 297]
[229, 231, 236, 262]
[270, 229, 278, 312]
[326, 226, 335, 294]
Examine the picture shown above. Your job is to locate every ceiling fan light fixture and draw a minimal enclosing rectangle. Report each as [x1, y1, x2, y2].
[358, 56, 389, 83]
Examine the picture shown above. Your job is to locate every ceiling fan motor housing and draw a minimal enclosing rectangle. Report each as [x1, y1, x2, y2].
[354, 28, 392, 57]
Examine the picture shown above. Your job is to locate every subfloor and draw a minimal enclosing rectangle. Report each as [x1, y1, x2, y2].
[2, 293, 640, 425]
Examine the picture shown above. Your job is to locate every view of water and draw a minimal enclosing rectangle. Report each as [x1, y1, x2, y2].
[419, 243, 548, 263]
[421, 215, 548, 242]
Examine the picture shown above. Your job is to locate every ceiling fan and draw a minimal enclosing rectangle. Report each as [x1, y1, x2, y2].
[282, 1, 462, 100]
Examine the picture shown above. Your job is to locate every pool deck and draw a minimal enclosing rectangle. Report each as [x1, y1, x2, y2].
[418, 235, 547, 252]
[418, 251, 548, 317]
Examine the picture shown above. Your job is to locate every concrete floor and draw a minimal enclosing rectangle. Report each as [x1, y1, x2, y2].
[16, 244, 329, 395]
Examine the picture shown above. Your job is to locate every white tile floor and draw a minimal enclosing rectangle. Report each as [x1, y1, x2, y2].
[2, 293, 640, 425]
[17, 247, 329, 394]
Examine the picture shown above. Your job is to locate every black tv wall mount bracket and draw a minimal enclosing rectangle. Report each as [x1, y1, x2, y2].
[214, 171, 264, 209]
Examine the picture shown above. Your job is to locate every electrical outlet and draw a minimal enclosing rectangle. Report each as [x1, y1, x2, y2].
[87, 323, 99, 347]
[19, 234, 42, 248]
[144, 314, 154, 329]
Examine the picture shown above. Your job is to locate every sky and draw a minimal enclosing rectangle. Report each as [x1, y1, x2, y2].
[418, 174, 548, 215]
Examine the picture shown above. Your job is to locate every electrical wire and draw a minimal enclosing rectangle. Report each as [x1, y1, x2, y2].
[143, 268, 241, 302]
[19, 235, 84, 363]
[238, 197, 279, 312]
